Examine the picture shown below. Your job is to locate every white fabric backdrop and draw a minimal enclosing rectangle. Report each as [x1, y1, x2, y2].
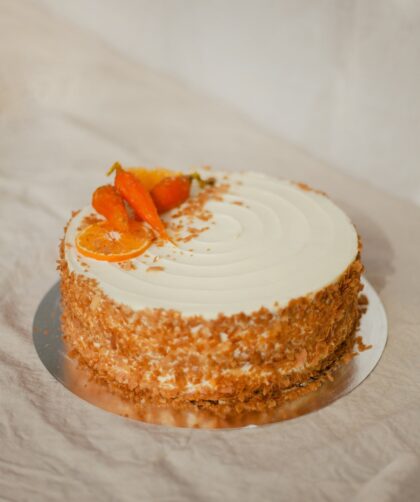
[38, 0, 420, 205]
[1, 1, 420, 501]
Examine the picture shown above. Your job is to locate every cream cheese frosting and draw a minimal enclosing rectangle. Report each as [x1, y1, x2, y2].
[64, 171, 358, 319]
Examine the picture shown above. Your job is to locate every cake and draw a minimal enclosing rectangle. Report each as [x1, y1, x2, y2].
[59, 166, 364, 415]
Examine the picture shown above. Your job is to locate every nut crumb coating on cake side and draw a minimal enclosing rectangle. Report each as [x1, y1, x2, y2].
[59, 237, 364, 415]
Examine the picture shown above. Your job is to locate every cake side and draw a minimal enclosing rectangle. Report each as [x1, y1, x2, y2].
[59, 239, 363, 414]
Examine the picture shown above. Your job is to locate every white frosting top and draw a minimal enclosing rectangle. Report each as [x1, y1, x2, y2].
[64, 171, 358, 319]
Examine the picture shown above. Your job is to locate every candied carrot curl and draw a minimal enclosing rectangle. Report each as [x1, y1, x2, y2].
[151, 172, 216, 214]
[107, 162, 169, 240]
[92, 184, 130, 232]
[151, 175, 191, 213]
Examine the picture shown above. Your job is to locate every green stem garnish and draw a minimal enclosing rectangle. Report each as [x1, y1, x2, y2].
[107, 162, 122, 177]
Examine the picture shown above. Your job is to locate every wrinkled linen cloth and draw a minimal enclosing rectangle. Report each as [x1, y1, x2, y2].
[1, 2, 420, 501]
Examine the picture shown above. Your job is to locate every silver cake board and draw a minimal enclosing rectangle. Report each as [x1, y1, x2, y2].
[32, 277, 387, 429]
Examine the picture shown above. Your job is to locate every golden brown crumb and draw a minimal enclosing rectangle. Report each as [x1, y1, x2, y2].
[117, 261, 137, 271]
[294, 182, 327, 196]
[355, 335, 372, 352]
[358, 294, 369, 314]
[359, 294, 369, 305]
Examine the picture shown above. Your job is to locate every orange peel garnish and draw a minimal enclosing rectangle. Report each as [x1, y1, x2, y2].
[76, 221, 153, 262]
[127, 167, 179, 191]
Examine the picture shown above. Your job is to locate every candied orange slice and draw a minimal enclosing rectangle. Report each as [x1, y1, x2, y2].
[76, 221, 153, 262]
[128, 167, 179, 191]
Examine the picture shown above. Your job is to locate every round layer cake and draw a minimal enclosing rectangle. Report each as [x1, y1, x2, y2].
[60, 170, 364, 414]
